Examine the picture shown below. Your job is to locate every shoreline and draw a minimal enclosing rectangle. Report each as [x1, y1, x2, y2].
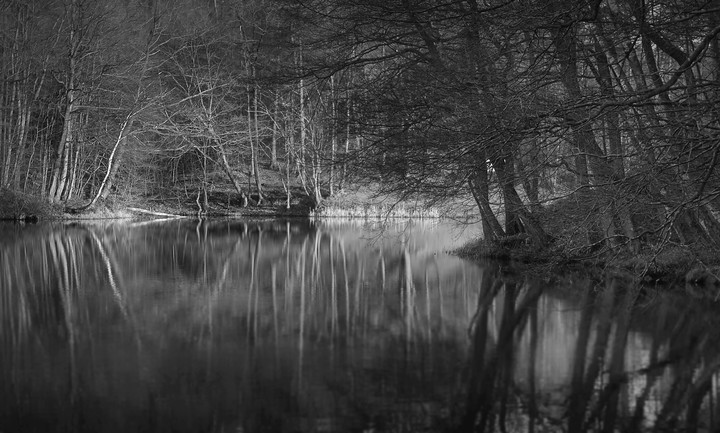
[2, 188, 719, 292]
[454, 238, 720, 297]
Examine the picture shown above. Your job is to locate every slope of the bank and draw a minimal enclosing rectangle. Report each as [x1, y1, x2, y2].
[455, 235, 720, 299]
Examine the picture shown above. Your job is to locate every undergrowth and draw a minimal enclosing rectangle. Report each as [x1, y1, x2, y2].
[0, 188, 62, 221]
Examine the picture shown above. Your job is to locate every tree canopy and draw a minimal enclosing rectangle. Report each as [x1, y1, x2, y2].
[2, 0, 720, 256]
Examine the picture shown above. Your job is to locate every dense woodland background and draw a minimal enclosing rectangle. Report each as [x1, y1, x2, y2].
[2, 0, 720, 257]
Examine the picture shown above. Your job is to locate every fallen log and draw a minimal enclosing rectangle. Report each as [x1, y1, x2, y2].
[127, 207, 187, 218]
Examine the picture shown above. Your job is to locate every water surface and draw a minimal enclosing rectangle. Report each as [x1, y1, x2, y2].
[1, 219, 719, 432]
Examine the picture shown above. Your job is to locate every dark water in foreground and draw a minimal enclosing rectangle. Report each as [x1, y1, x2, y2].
[1, 219, 719, 433]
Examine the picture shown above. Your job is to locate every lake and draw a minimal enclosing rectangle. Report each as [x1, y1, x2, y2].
[1, 218, 719, 433]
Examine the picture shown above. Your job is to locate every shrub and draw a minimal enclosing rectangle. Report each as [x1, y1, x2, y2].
[0, 188, 62, 221]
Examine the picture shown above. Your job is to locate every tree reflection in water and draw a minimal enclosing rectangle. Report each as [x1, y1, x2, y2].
[456, 274, 720, 433]
[0, 220, 719, 433]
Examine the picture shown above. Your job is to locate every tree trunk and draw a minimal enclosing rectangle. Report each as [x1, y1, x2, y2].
[468, 154, 504, 241]
[593, 39, 639, 251]
[490, 151, 548, 247]
[245, 78, 263, 205]
[340, 93, 351, 192]
[11, 95, 31, 189]
[329, 75, 337, 196]
[49, 122, 73, 203]
[296, 39, 311, 201]
[271, 92, 279, 169]
[49, 0, 81, 203]
[71, 115, 134, 212]
[515, 147, 541, 214]
[284, 152, 291, 209]
[309, 127, 323, 207]
[553, 22, 621, 248]
[252, 81, 264, 204]
[199, 150, 209, 215]
[252, 143, 263, 205]
[219, 144, 248, 208]
[63, 141, 81, 202]
[41, 142, 48, 194]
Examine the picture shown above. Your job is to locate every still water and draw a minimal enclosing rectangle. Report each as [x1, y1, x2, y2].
[1, 219, 719, 433]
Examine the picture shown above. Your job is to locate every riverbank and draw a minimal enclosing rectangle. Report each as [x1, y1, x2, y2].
[0, 188, 63, 222]
[0, 185, 312, 221]
[0, 185, 440, 221]
[4, 186, 719, 291]
[455, 235, 720, 297]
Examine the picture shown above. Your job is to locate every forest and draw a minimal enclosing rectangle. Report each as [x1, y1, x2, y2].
[2, 0, 720, 261]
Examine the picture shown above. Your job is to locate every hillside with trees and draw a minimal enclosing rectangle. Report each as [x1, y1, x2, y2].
[2, 0, 720, 266]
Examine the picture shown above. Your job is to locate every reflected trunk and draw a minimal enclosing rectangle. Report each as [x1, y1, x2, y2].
[2, 221, 720, 433]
